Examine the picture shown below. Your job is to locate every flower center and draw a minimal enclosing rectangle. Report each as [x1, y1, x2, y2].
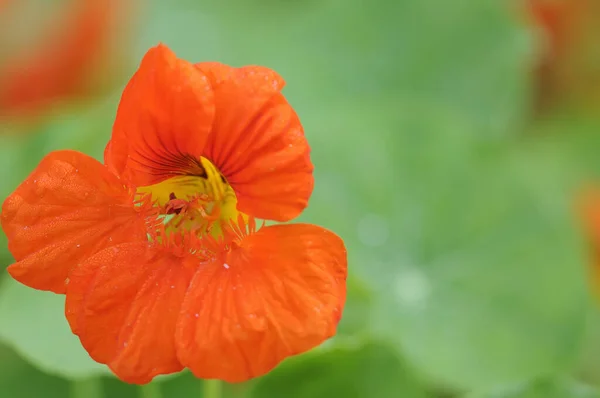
[136, 156, 246, 240]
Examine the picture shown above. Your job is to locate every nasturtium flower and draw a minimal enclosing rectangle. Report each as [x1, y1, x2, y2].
[525, 0, 600, 110]
[1, 44, 347, 384]
[580, 190, 600, 295]
[0, 0, 131, 118]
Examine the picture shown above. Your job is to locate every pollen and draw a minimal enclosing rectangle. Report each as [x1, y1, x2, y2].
[137, 156, 252, 254]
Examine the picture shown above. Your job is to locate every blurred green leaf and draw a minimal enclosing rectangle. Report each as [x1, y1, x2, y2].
[0, 277, 109, 378]
[335, 274, 373, 337]
[466, 378, 600, 398]
[372, 105, 588, 390]
[250, 341, 429, 398]
[0, 342, 70, 398]
[576, 305, 600, 386]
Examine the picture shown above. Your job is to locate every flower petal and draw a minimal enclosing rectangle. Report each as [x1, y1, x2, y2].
[1, 150, 150, 294]
[197, 63, 314, 222]
[175, 223, 347, 382]
[105, 44, 215, 186]
[65, 242, 195, 384]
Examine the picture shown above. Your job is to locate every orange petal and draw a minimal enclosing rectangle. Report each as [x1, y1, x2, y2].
[176, 223, 347, 382]
[65, 242, 195, 384]
[1, 150, 150, 294]
[105, 44, 215, 186]
[197, 63, 314, 222]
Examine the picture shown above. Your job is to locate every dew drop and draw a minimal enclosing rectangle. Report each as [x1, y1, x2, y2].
[76, 244, 80, 248]
[194, 313, 199, 318]
[394, 267, 430, 310]
[223, 263, 230, 269]
[170, 285, 175, 289]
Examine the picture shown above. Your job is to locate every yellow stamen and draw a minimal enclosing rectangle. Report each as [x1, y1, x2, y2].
[137, 156, 247, 240]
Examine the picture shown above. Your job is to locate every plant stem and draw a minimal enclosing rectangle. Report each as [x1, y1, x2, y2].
[203, 379, 222, 398]
[139, 383, 163, 398]
[71, 377, 103, 398]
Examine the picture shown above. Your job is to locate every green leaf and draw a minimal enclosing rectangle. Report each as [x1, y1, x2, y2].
[250, 341, 429, 398]
[466, 378, 600, 398]
[0, 342, 70, 398]
[0, 277, 110, 378]
[576, 305, 600, 386]
[335, 274, 373, 338]
[371, 106, 588, 390]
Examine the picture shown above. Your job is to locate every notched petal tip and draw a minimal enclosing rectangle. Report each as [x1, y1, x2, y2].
[175, 223, 347, 382]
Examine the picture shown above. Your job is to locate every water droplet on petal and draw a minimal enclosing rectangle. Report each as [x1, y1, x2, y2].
[223, 263, 230, 269]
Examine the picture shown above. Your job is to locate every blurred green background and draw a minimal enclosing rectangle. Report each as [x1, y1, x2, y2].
[3, 0, 600, 397]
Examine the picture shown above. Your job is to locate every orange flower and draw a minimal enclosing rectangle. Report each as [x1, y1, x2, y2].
[525, 0, 600, 109]
[1, 44, 347, 384]
[579, 189, 600, 295]
[0, 0, 129, 117]
[527, 0, 586, 61]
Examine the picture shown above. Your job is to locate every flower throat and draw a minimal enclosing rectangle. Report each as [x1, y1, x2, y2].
[136, 156, 245, 243]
